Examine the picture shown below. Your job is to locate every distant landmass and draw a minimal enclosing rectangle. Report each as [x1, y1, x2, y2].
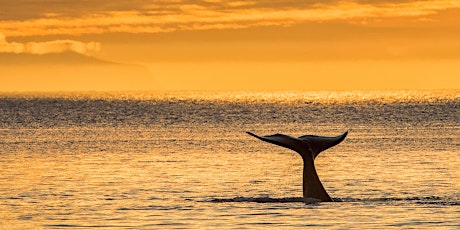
[0, 52, 114, 65]
[0, 52, 154, 91]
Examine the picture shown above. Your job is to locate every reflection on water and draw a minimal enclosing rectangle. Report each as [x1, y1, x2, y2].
[0, 91, 459, 229]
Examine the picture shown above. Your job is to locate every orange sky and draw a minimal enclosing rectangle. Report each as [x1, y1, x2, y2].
[1, 0, 459, 91]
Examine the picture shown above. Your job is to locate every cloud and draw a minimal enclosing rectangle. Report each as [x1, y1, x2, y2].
[0, 33, 24, 53]
[0, 32, 100, 55]
[0, 1, 458, 37]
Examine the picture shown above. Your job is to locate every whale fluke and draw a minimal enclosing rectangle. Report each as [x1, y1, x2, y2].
[247, 131, 348, 202]
[246, 131, 348, 159]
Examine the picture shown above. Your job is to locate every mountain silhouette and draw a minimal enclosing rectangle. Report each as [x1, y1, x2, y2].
[0, 52, 154, 91]
[0, 52, 115, 65]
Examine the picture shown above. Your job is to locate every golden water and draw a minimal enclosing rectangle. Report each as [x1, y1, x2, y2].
[0, 91, 458, 229]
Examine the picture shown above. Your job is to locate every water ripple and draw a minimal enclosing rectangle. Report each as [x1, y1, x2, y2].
[206, 196, 459, 206]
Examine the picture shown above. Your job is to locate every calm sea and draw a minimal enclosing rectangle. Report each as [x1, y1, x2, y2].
[0, 90, 458, 229]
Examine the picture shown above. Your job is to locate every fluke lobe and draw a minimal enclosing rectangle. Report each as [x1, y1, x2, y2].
[247, 131, 348, 202]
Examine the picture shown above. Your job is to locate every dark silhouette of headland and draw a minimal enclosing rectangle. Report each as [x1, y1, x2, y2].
[0, 52, 153, 91]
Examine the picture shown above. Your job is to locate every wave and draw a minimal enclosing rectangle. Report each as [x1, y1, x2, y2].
[206, 196, 459, 205]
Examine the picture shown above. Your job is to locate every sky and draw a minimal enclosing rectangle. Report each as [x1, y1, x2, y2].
[1, 0, 459, 91]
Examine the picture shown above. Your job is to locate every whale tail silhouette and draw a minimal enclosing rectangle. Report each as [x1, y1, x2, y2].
[246, 131, 348, 202]
[246, 131, 348, 159]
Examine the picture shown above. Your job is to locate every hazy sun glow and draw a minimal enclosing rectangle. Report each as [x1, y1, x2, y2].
[0, 0, 459, 91]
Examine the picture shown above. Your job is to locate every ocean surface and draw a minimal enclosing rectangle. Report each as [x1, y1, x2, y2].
[0, 90, 458, 229]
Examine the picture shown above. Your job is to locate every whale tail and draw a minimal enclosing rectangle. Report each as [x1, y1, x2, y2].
[246, 130, 348, 202]
[246, 131, 348, 159]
